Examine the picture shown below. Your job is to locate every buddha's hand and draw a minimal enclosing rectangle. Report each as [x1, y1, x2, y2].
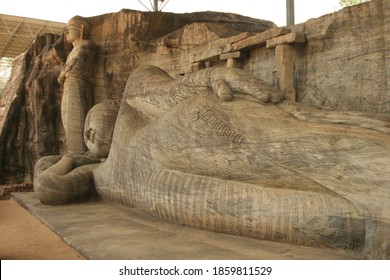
[209, 67, 284, 103]
[57, 72, 66, 85]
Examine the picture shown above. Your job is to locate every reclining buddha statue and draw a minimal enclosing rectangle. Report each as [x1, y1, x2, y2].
[35, 16, 390, 258]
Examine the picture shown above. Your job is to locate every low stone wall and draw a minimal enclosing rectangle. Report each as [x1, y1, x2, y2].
[0, 183, 33, 200]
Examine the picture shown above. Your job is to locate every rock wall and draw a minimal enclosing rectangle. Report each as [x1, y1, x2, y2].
[85, 10, 275, 102]
[0, 33, 70, 183]
[0, 11, 274, 183]
[0, 1, 389, 183]
[294, 0, 389, 113]
[241, 1, 389, 113]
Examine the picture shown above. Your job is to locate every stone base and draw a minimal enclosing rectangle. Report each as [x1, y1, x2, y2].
[11, 192, 360, 260]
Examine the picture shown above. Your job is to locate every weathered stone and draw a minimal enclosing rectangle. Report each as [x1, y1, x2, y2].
[229, 27, 291, 51]
[187, 32, 253, 64]
[0, 33, 69, 183]
[220, 51, 248, 69]
[0, 2, 389, 259]
[220, 51, 248, 60]
[2, 3, 389, 183]
[59, 16, 96, 155]
[0, 183, 33, 200]
[0, 11, 274, 183]
[275, 44, 296, 101]
[91, 65, 388, 258]
[169, 27, 264, 66]
[294, 0, 390, 112]
[266, 32, 306, 48]
[226, 58, 240, 68]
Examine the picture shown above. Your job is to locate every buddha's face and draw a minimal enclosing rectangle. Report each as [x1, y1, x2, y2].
[65, 26, 82, 43]
[84, 103, 119, 158]
[84, 126, 112, 158]
[65, 17, 89, 44]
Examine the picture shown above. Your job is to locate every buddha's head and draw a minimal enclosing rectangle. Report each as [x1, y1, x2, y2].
[65, 16, 90, 44]
[84, 102, 120, 158]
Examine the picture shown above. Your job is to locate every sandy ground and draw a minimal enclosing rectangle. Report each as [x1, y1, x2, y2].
[0, 199, 85, 260]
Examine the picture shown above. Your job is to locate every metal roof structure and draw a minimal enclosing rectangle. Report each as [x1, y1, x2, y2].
[138, 0, 171, 12]
[0, 14, 66, 59]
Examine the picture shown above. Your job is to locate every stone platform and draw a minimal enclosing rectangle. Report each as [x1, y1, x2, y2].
[12, 192, 359, 260]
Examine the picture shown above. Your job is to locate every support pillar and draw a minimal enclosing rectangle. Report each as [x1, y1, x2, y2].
[275, 44, 296, 102]
[220, 51, 248, 69]
[191, 62, 206, 72]
[226, 58, 240, 68]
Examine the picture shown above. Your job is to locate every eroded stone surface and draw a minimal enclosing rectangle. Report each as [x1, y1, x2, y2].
[0, 11, 274, 183]
[0, 3, 388, 259]
[2, 3, 389, 182]
[92, 65, 389, 259]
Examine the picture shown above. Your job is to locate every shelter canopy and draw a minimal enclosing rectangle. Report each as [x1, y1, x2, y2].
[0, 14, 65, 59]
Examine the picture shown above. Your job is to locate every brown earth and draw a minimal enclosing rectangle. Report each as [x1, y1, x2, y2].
[0, 199, 85, 260]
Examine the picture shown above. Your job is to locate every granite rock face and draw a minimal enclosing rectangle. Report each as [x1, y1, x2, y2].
[0, 11, 274, 183]
[2, 3, 389, 183]
[0, 33, 70, 183]
[294, 0, 390, 113]
[86, 10, 275, 102]
[92, 65, 389, 258]
[0, 2, 389, 259]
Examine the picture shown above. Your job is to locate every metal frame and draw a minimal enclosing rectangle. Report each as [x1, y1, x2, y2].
[137, 0, 171, 12]
[286, 0, 295, 25]
[0, 14, 66, 58]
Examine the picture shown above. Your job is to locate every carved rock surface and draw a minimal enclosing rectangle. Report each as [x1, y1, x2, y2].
[0, 11, 274, 183]
[0, 4, 388, 259]
[295, 0, 390, 112]
[2, 3, 388, 183]
[94, 66, 389, 258]
[0, 33, 69, 183]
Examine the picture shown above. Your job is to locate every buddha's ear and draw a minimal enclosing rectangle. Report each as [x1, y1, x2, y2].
[80, 24, 85, 39]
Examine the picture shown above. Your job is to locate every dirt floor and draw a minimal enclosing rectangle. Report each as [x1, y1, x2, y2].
[0, 199, 85, 260]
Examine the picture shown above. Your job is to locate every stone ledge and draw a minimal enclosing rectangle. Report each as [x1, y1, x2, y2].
[229, 27, 291, 51]
[266, 32, 306, 48]
[189, 27, 291, 64]
[220, 51, 248, 60]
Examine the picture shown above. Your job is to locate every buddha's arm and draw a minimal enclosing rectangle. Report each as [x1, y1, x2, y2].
[125, 66, 283, 114]
[58, 56, 77, 85]
[170, 66, 283, 103]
